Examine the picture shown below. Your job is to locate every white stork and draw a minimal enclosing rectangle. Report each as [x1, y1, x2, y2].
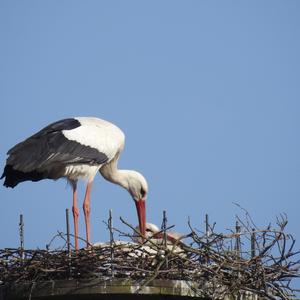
[133, 223, 185, 246]
[1, 117, 148, 250]
[93, 223, 186, 259]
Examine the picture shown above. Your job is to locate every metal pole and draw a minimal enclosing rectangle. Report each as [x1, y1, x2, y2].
[19, 214, 24, 259]
[251, 228, 256, 258]
[108, 209, 114, 277]
[205, 214, 209, 238]
[235, 220, 242, 300]
[204, 214, 209, 264]
[235, 221, 241, 258]
[162, 210, 167, 248]
[66, 209, 71, 255]
[65, 209, 72, 278]
[162, 210, 168, 268]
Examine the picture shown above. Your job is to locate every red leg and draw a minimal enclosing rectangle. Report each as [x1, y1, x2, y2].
[83, 181, 93, 248]
[72, 182, 79, 250]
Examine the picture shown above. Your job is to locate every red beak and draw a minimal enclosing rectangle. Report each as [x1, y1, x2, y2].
[135, 199, 146, 237]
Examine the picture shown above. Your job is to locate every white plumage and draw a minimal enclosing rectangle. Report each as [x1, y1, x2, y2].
[63, 117, 125, 162]
[93, 223, 186, 260]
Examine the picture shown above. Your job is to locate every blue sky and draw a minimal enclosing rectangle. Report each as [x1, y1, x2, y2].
[0, 0, 299, 269]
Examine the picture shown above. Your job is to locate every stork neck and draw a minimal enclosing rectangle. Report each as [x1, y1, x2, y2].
[100, 158, 129, 190]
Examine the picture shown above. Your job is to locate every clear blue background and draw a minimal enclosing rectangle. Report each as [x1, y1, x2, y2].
[0, 0, 299, 270]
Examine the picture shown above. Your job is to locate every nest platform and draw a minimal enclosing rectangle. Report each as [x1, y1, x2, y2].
[1, 278, 262, 300]
[0, 214, 299, 299]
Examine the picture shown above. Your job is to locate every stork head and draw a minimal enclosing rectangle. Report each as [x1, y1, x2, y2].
[133, 223, 159, 243]
[123, 170, 148, 238]
[133, 222, 183, 245]
[101, 167, 148, 238]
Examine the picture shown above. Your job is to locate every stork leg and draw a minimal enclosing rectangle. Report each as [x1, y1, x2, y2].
[72, 182, 79, 251]
[83, 181, 93, 248]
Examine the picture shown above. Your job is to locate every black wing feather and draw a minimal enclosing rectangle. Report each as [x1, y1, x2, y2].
[1, 118, 108, 187]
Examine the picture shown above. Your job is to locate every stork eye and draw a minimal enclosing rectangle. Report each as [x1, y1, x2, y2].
[140, 188, 146, 198]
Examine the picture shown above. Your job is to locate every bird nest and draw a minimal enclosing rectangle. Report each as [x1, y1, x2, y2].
[0, 214, 299, 300]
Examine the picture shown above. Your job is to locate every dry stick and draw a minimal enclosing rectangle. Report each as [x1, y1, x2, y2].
[46, 231, 68, 250]
[119, 216, 175, 250]
[135, 238, 185, 293]
[233, 202, 259, 230]
[119, 216, 186, 292]
[135, 257, 166, 293]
